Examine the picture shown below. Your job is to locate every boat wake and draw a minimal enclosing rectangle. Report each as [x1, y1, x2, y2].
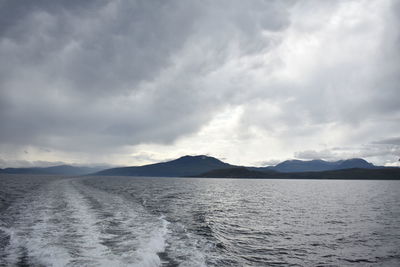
[0, 178, 169, 266]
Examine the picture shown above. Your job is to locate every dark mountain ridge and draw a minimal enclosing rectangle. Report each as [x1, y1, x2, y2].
[263, 158, 376, 173]
[94, 155, 236, 177]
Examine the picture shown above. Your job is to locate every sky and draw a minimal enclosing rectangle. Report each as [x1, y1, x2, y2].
[0, 0, 399, 168]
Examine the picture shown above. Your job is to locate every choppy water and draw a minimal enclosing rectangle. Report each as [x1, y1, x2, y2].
[1, 174, 399, 266]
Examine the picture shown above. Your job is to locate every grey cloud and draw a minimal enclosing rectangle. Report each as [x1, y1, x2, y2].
[294, 150, 337, 160]
[295, 144, 400, 165]
[1, 0, 399, 167]
[0, 0, 103, 39]
[0, 0, 294, 156]
[0, 158, 66, 168]
[373, 137, 400, 145]
[237, 0, 400, 144]
[0, 0, 201, 95]
[258, 159, 282, 166]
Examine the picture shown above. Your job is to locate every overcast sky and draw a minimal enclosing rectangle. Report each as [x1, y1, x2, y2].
[0, 0, 399, 168]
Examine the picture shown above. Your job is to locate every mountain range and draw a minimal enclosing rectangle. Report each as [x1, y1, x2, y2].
[1, 155, 397, 179]
[94, 156, 381, 177]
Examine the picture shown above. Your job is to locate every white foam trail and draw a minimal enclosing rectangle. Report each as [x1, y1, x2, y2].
[1, 178, 170, 266]
[2, 180, 73, 266]
[133, 216, 169, 267]
[61, 180, 123, 266]
[71, 179, 169, 266]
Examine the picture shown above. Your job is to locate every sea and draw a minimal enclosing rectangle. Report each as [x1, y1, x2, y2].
[0, 174, 399, 266]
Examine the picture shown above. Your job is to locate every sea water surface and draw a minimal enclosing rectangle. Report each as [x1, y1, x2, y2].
[0, 174, 399, 266]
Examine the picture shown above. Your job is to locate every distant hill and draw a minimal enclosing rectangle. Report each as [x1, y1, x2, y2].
[94, 155, 235, 177]
[0, 165, 106, 176]
[196, 167, 400, 180]
[265, 158, 377, 173]
[197, 167, 279, 178]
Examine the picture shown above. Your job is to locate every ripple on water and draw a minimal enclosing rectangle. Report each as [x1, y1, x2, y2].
[1, 175, 400, 266]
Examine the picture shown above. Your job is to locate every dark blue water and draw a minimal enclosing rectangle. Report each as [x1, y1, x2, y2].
[1, 174, 399, 266]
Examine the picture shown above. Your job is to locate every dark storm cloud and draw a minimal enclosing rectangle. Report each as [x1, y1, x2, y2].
[0, 0, 102, 38]
[0, 0, 294, 156]
[0, 0, 200, 94]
